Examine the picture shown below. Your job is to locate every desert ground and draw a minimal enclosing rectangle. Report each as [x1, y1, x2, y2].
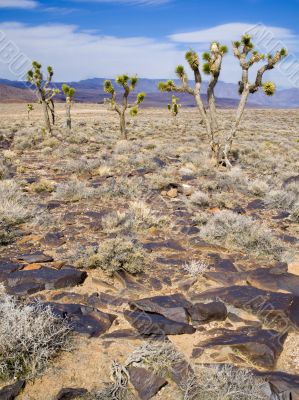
[0, 103, 298, 399]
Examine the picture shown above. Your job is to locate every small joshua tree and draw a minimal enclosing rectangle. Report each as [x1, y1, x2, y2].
[27, 103, 34, 120]
[62, 84, 75, 130]
[168, 95, 181, 124]
[27, 61, 60, 134]
[104, 75, 146, 139]
[159, 38, 286, 167]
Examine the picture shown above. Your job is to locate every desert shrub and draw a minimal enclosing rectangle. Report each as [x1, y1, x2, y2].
[31, 179, 55, 193]
[248, 179, 269, 197]
[183, 260, 209, 277]
[215, 168, 248, 191]
[0, 180, 31, 245]
[130, 200, 167, 228]
[0, 160, 9, 180]
[79, 238, 146, 276]
[13, 131, 40, 150]
[183, 364, 267, 400]
[201, 210, 285, 259]
[0, 292, 70, 380]
[266, 182, 299, 211]
[101, 211, 133, 233]
[54, 180, 94, 202]
[189, 191, 210, 207]
[126, 341, 184, 377]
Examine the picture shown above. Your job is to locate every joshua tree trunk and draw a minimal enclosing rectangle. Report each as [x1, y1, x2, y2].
[66, 97, 72, 130]
[42, 100, 51, 133]
[120, 112, 127, 139]
[223, 86, 250, 167]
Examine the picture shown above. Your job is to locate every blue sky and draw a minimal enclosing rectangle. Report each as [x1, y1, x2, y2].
[0, 0, 299, 87]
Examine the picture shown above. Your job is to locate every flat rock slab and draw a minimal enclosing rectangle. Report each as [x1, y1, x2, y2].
[128, 366, 167, 400]
[0, 260, 22, 282]
[124, 309, 196, 336]
[17, 251, 54, 263]
[193, 326, 287, 368]
[246, 268, 299, 297]
[188, 301, 228, 324]
[4, 267, 87, 295]
[142, 240, 185, 252]
[257, 371, 299, 400]
[0, 380, 25, 400]
[54, 388, 89, 400]
[192, 285, 299, 331]
[129, 293, 192, 324]
[43, 302, 116, 337]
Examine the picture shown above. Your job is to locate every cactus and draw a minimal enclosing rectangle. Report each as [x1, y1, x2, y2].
[168, 95, 181, 123]
[159, 38, 286, 167]
[62, 84, 76, 130]
[27, 103, 34, 120]
[104, 75, 146, 139]
[27, 61, 60, 134]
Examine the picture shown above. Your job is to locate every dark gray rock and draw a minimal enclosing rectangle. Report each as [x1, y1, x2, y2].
[192, 285, 299, 331]
[124, 309, 195, 336]
[129, 294, 192, 324]
[0, 380, 25, 400]
[5, 267, 87, 295]
[188, 301, 228, 323]
[128, 366, 167, 400]
[193, 326, 287, 368]
[17, 251, 54, 263]
[55, 388, 89, 400]
[43, 302, 116, 337]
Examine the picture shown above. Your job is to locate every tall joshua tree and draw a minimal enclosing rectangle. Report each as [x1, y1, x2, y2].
[104, 75, 146, 139]
[159, 42, 228, 163]
[159, 38, 286, 167]
[223, 34, 287, 167]
[168, 95, 181, 124]
[27, 61, 59, 134]
[62, 84, 76, 131]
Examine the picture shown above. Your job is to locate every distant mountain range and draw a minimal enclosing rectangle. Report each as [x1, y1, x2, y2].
[0, 77, 298, 108]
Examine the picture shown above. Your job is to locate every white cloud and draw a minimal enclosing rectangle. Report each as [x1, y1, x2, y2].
[73, 0, 170, 5]
[0, 22, 183, 81]
[0, 21, 297, 88]
[169, 22, 294, 44]
[0, 0, 38, 8]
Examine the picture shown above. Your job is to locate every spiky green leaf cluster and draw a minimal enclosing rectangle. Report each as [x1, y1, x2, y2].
[262, 81, 276, 96]
[220, 45, 228, 54]
[116, 74, 129, 85]
[241, 34, 254, 49]
[202, 63, 211, 75]
[158, 80, 175, 92]
[185, 50, 200, 70]
[202, 52, 210, 61]
[137, 92, 146, 104]
[104, 80, 115, 94]
[130, 75, 138, 88]
[280, 48, 288, 57]
[62, 84, 75, 98]
[129, 106, 138, 117]
[175, 65, 185, 78]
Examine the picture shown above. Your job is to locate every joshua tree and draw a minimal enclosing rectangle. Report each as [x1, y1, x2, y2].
[168, 95, 181, 124]
[27, 103, 34, 120]
[223, 34, 287, 167]
[159, 37, 286, 167]
[61, 84, 76, 130]
[27, 61, 60, 134]
[104, 75, 146, 139]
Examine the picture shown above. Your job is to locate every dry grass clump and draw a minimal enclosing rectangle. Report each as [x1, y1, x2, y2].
[183, 364, 268, 400]
[78, 237, 147, 276]
[248, 179, 269, 197]
[0, 180, 31, 245]
[183, 260, 210, 277]
[126, 341, 184, 377]
[0, 291, 70, 380]
[31, 179, 55, 193]
[54, 180, 95, 202]
[189, 191, 210, 207]
[101, 211, 133, 233]
[266, 181, 299, 212]
[201, 210, 285, 260]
